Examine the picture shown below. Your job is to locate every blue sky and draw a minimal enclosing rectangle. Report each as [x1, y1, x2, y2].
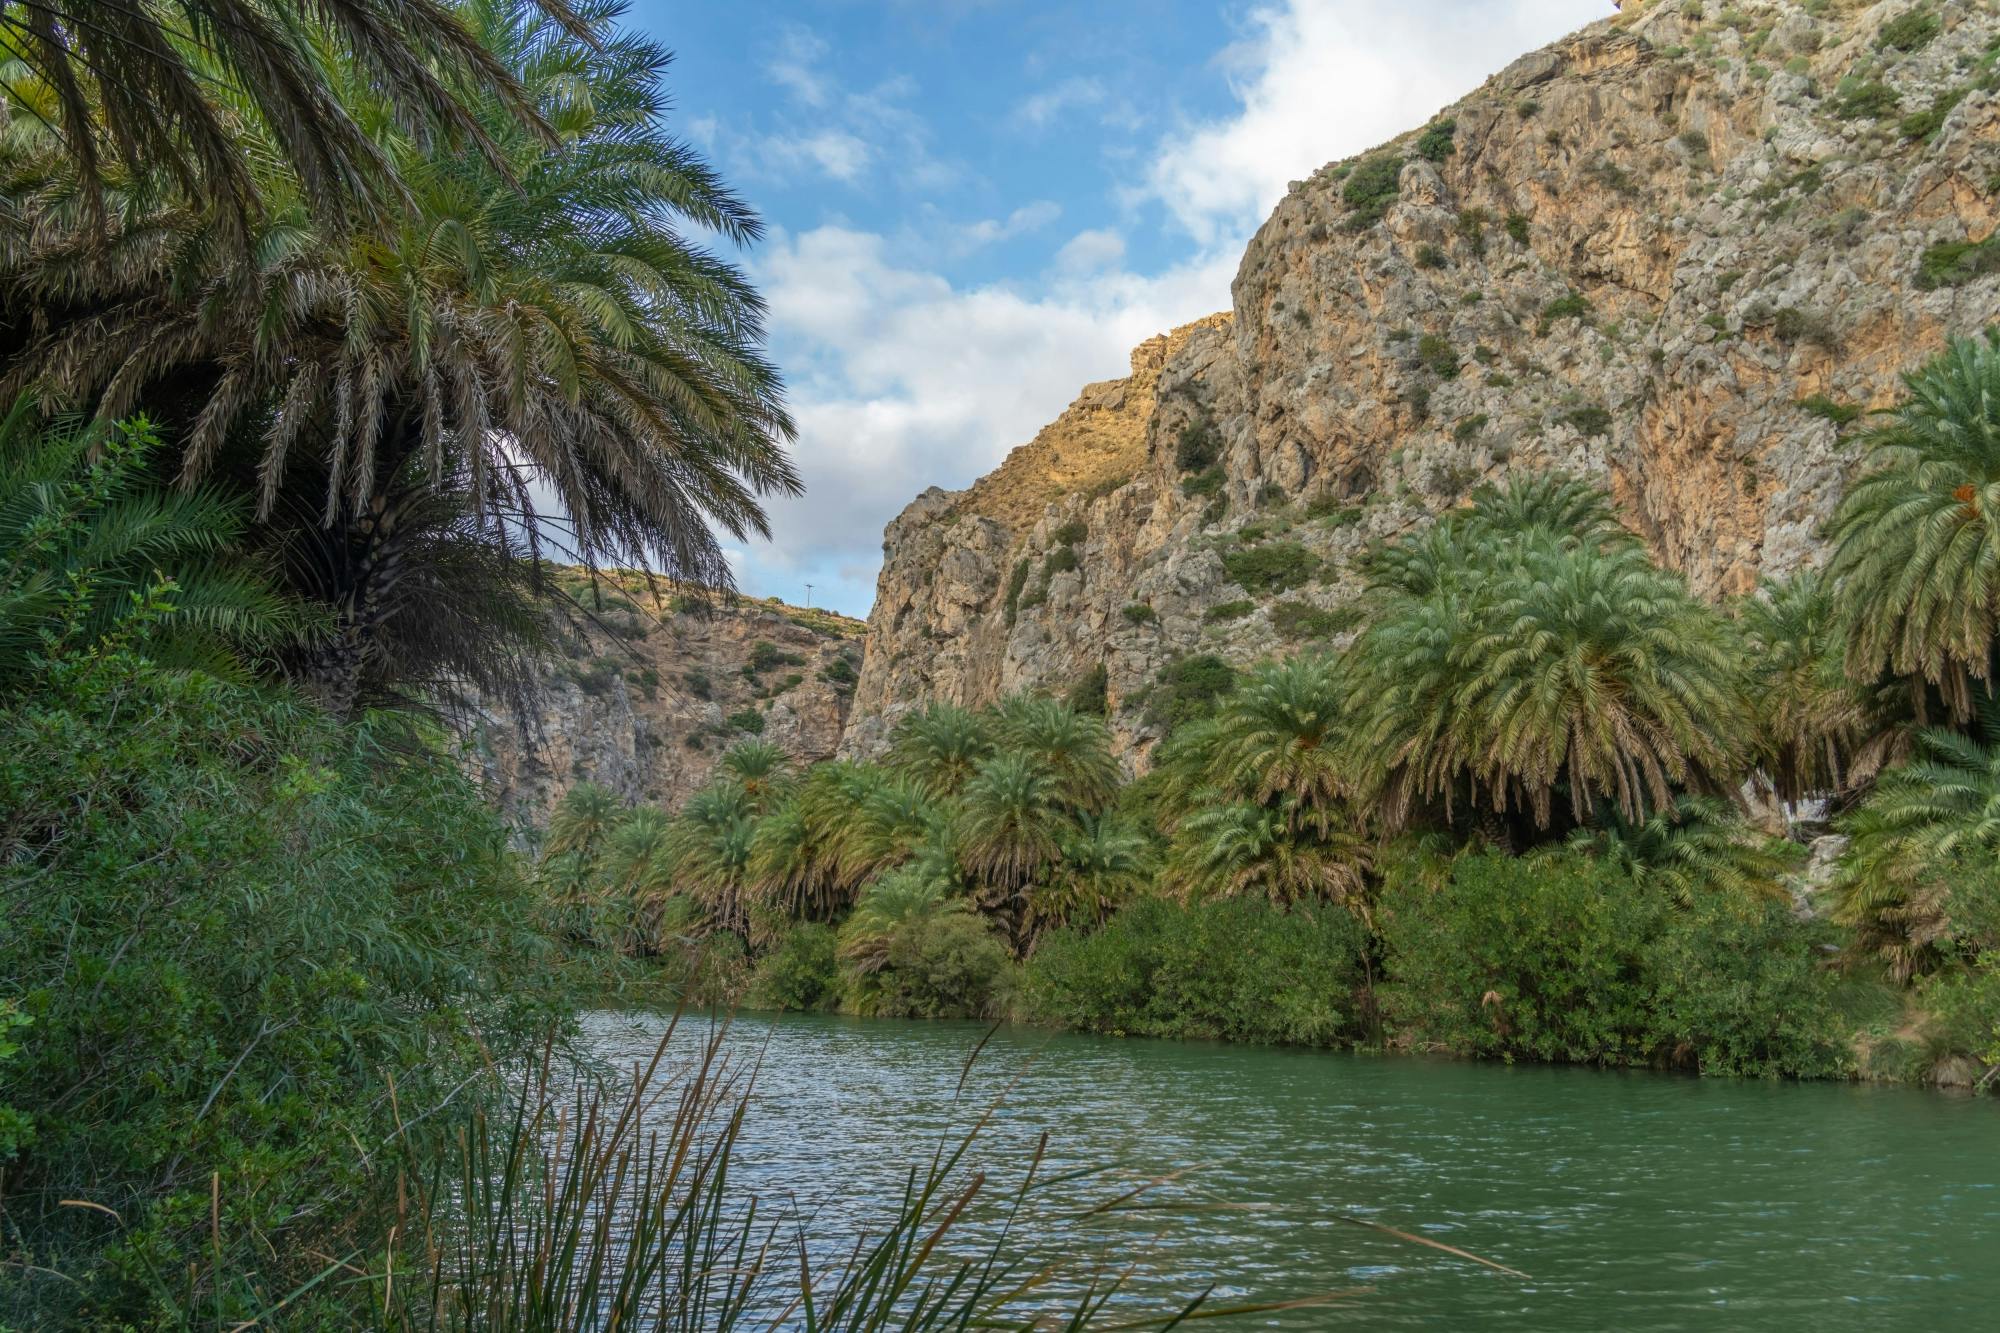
[629, 0, 1606, 616]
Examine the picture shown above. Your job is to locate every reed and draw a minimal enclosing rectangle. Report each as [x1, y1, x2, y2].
[375, 1017, 1353, 1330]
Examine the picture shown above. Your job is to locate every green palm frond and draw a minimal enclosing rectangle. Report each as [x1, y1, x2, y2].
[1835, 703, 2000, 978]
[992, 693, 1121, 813]
[1738, 570, 1912, 801]
[0, 411, 317, 681]
[1569, 795, 1799, 907]
[1354, 499, 1750, 830]
[1825, 332, 2000, 719]
[888, 702, 995, 799]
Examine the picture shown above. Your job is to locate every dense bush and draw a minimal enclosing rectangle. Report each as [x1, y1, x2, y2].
[1139, 654, 1239, 733]
[749, 922, 842, 1011]
[1024, 897, 1370, 1046]
[0, 654, 577, 1322]
[1915, 236, 2000, 290]
[868, 915, 1016, 1019]
[1221, 540, 1320, 594]
[1173, 416, 1221, 473]
[1341, 154, 1404, 227]
[1378, 850, 1844, 1075]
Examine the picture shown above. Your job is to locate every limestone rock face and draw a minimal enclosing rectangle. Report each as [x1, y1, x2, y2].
[474, 582, 864, 827]
[843, 0, 2000, 772]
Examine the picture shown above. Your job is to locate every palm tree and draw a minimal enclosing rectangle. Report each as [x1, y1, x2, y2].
[1739, 571, 1910, 802]
[992, 694, 1121, 812]
[666, 783, 756, 936]
[4, 0, 797, 711]
[1031, 814, 1154, 934]
[1355, 531, 1750, 832]
[848, 773, 948, 881]
[1835, 704, 2000, 978]
[887, 702, 994, 799]
[0, 410, 311, 682]
[1164, 800, 1369, 909]
[714, 739, 793, 813]
[544, 781, 623, 860]
[836, 862, 965, 977]
[1203, 655, 1354, 832]
[1568, 795, 1800, 907]
[0, 0, 586, 225]
[1825, 333, 2000, 719]
[955, 751, 1069, 896]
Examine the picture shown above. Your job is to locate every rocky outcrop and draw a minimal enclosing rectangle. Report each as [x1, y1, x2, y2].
[843, 0, 2000, 771]
[473, 574, 864, 827]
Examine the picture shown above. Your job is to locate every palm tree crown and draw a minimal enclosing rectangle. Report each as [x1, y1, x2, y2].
[1826, 332, 2000, 719]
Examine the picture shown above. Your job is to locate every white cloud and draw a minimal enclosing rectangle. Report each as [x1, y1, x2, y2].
[766, 26, 832, 107]
[763, 129, 873, 184]
[1143, 0, 1600, 246]
[740, 226, 1235, 611]
[1013, 76, 1106, 130]
[955, 200, 1062, 251]
[1054, 227, 1125, 274]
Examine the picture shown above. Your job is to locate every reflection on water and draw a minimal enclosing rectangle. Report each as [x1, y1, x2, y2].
[583, 1010, 2000, 1329]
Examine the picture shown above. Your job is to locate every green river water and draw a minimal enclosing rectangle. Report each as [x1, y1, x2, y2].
[584, 1011, 1998, 1329]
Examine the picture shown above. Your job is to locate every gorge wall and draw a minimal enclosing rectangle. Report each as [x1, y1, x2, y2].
[471, 574, 865, 827]
[841, 0, 2000, 770]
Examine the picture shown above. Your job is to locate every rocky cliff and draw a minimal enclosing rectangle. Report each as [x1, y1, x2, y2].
[472, 571, 865, 827]
[842, 0, 2000, 770]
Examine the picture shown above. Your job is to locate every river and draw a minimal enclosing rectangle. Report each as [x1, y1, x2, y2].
[583, 1009, 1999, 1329]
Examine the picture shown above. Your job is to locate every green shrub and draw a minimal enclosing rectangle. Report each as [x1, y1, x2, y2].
[1121, 602, 1158, 625]
[683, 669, 713, 699]
[1141, 654, 1238, 732]
[1379, 850, 1843, 1074]
[1174, 416, 1221, 472]
[1221, 540, 1321, 594]
[1772, 306, 1837, 347]
[1537, 290, 1592, 333]
[575, 658, 619, 695]
[726, 707, 766, 733]
[1380, 851, 1658, 1064]
[1024, 897, 1370, 1046]
[1004, 557, 1031, 626]
[1453, 413, 1489, 443]
[1645, 894, 1849, 1077]
[1561, 404, 1614, 438]
[748, 640, 806, 673]
[868, 915, 1015, 1019]
[750, 923, 842, 1011]
[1043, 545, 1080, 577]
[1341, 154, 1404, 227]
[1066, 661, 1109, 716]
[0, 655, 576, 1323]
[1181, 466, 1225, 499]
[1416, 333, 1458, 377]
[820, 655, 859, 688]
[1832, 79, 1899, 119]
[1203, 599, 1256, 623]
[1877, 9, 1939, 52]
[1916, 236, 2000, 290]
[1270, 600, 1358, 641]
[1504, 212, 1531, 245]
[1052, 519, 1089, 546]
[1415, 243, 1448, 269]
[1797, 394, 1862, 425]
[1414, 117, 1457, 163]
[1305, 494, 1364, 526]
[1899, 86, 1967, 140]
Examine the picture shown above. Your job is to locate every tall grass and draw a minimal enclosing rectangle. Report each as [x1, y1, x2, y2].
[384, 1018, 1356, 1330]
